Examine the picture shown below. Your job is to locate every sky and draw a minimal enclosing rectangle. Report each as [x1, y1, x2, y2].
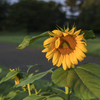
[9, 0, 65, 5]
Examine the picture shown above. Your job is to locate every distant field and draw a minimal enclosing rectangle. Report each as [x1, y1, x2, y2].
[0, 32, 100, 56]
[0, 31, 47, 48]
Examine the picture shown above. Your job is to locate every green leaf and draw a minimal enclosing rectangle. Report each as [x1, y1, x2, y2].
[0, 90, 22, 100]
[27, 64, 42, 73]
[0, 70, 18, 84]
[17, 31, 49, 49]
[0, 68, 2, 73]
[82, 30, 96, 39]
[47, 96, 63, 100]
[23, 94, 46, 100]
[70, 96, 81, 100]
[16, 68, 53, 87]
[51, 63, 100, 100]
[6, 90, 22, 99]
[23, 94, 64, 100]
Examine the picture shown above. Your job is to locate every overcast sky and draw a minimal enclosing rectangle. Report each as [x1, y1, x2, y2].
[9, 0, 66, 5]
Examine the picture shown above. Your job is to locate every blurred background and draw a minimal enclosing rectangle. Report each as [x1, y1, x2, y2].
[0, 0, 100, 34]
[0, 0, 100, 99]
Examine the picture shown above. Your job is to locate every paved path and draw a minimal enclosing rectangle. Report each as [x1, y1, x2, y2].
[0, 42, 100, 80]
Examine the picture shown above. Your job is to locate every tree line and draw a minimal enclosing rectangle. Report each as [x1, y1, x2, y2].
[0, 0, 66, 34]
[0, 0, 100, 34]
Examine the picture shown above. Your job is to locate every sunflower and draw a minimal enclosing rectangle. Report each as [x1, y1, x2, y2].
[10, 69, 20, 85]
[42, 27, 87, 70]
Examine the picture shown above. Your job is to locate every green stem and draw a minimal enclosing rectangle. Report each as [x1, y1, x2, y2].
[65, 87, 70, 100]
[27, 84, 31, 96]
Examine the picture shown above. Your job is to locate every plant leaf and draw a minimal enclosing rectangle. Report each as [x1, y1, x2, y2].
[70, 96, 81, 100]
[51, 63, 100, 100]
[17, 31, 49, 49]
[27, 64, 42, 73]
[0, 70, 18, 84]
[6, 90, 22, 99]
[47, 96, 63, 100]
[23, 94, 46, 100]
[82, 30, 96, 39]
[0, 68, 2, 73]
[16, 68, 53, 87]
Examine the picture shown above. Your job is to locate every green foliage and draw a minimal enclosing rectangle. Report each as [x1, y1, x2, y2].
[23, 94, 46, 100]
[0, 68, 2, 73]
[16, 68, 53, 87]
[17, 31, 49, 49]
[0, 90, 23, 100]
[23, 94, 64, 100]
[82, 30, 96, 39]
[0, 70, 18, 84]
[27, 64, 42, 73]
[87, 38, 100, 56]
[52, 63, 100, 100]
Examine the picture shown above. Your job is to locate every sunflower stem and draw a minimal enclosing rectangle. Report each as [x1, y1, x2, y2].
[27, 84, 31, 96]
[65, 87, 70, 100]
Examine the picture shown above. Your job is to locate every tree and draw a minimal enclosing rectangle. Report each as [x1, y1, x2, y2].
[76, 0, 100, 33]
[64, 0, 100, 33]
[0, 0, 10, 31]
[64, 0, 84, 18]
[7, 0, 66, 34]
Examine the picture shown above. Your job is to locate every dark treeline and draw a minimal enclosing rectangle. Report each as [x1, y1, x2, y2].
[65, 0, 100, 34]
[0, 0, 100, 34]
[0, 0, 66, 34]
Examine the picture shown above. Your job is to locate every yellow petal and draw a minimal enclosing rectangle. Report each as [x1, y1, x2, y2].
[52, 51, 60, 65]
[63, 32, 68, 36]
[48, 32, 55, 36]
[55, 38, 60, 48]
[66, 54, 71, 68]
[42, 48, 50, 53]
[75, 34, 84, 41]
[72, 53, 78, 65]
[46, 51, 54, 61]
[10, 68, 15, 71]
[76, 40, 87, 46]
[69, 27, 75, 34]
[72, 64, 75, 68]
[65, 30, 68, 33]
[52, 30, 62, 36]
[69, 52, 78, 65]
[43, 37, 56, 46]
[46, 48, 55, 58]
[56, 54, 63, 67]
[75, 47, 86, 58]
[73, 50, 84, 62]
[74, 29, 81, 36]
[62, 55, 67, 70]
[77, 43, 88, 53]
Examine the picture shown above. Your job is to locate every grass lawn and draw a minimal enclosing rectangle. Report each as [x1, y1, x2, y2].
[0, 32, 47, 48]
[0, 32, 100, 57]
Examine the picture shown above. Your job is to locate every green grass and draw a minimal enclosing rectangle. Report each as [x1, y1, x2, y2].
[87, 37, 100, 56]
[0, 65, 50, 100]
[0, 32, 100, 56]
[0, 32, 47, 48]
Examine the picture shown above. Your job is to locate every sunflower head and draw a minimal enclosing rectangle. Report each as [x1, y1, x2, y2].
[42, 26, 87, 70]
[10, 68, 20, 85]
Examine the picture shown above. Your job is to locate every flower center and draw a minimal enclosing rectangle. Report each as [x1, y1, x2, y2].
[57, 35, 76, 55]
